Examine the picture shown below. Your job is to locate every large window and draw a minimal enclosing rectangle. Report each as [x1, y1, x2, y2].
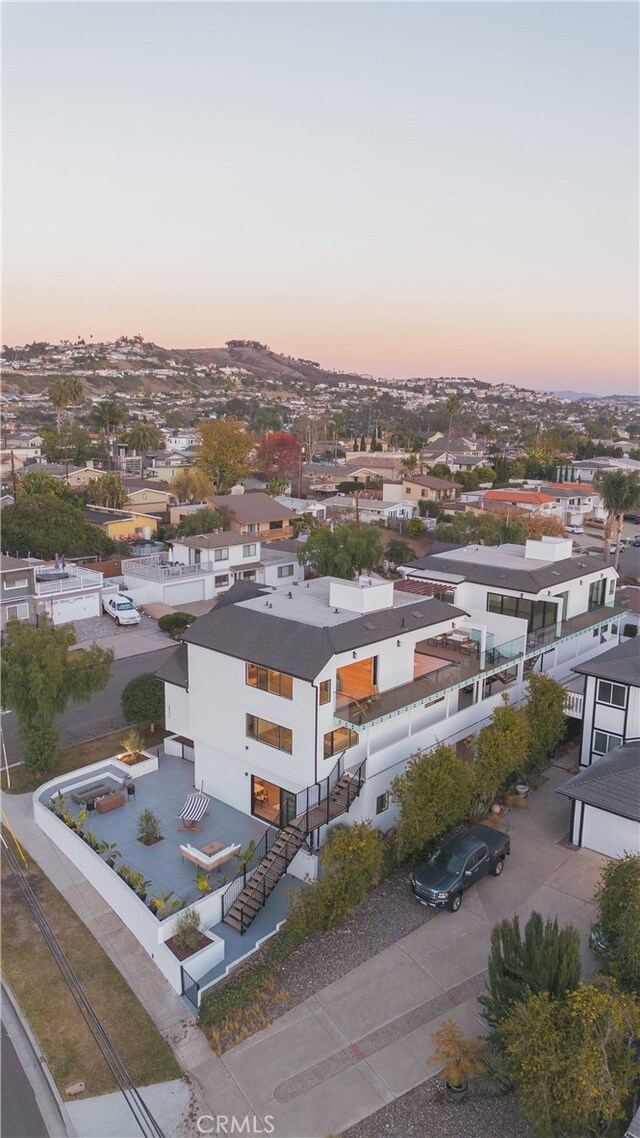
[277, 564, 294, 578]
[269, 520, 284, 531]
[589, 580, 606, 610]
[213, 547, 229, 562]
[596, 680, 627, 709]
[246, 663, 293, 699]
[246, 714, 293, 753]
[214, 574, 229, 588]
[593, 730, 622, 756]
[4, 577, 29, 591]
[243, 544, 257, 558]
[6, 603, 29, 621]
[324, 727, 358, 759]
[487, 593, 557, 632]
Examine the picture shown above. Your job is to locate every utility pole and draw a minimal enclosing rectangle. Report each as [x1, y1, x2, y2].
[10, 451, 18, 498]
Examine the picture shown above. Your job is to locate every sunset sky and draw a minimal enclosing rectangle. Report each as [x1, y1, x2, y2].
[3, 2, 638, 392]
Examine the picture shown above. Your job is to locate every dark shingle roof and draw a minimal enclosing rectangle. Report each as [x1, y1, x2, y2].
[406, 548, 611, 593]
[556, 742, 640, 821]
[181, 594, 466, 682]
[155, 643, 188, 689]
[207, 492, 297, 524]
[173, 531, 247, 550]
[572, 637, 640, 687]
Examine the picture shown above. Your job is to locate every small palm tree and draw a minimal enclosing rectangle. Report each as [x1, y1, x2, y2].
[445, 395, 462, 464]
[49, 377, 84, 433]
[594, 470, 640, 569]
[123, 423, 164, 455]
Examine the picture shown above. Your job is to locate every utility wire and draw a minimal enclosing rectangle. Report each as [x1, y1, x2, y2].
[1, 836, 166, 1138]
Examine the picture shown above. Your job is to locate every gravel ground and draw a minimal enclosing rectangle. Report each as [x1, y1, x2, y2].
[343, 1079, 535, 1138]
[273, 868, 432, 1010]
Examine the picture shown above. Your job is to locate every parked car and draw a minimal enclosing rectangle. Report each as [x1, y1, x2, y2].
[410, 824, 511, 912]
[589, 922, 612, 958]
[623, 512, 640, 524]
[102, 593, 141, 626]
[566, 524, 585, 534]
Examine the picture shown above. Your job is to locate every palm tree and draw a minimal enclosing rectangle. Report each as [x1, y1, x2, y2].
[90, 399, 128, 469]
[593, 470, 640, 570]
[49, 377, 84, 433]
[123, 423, 164, 455]
[445, 395, 462, 464]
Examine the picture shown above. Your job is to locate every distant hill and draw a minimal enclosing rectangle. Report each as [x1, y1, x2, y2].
[177, 342, 367, 387]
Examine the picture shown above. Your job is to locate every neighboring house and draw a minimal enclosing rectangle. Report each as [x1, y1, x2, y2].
[568, 638, 640, 768]
[341, 457, 407, 483]
[123, 479, 177, 517]
[303, 464, 349, 496]
[165, 431, 198, 452]
[320, 496, 417, 523]
[558, 457, 640, 482]
[158, 541, 624, 934]
[206, 491, 299, 543]
[0, 451, 25, 481]
[421, 450, 491, 473]
[274, 497, 327, 522]
[384, 475, 463, 505]
[0, 553, 104, 629]
[145, 451, 192, 481]
[85, 506, 158, 541]
[4, 433, 44, 462]
[557, 742, 640, 858]
[121, 534, 301, 607]
[540, 483, 605, 526]
[482, 489, 560, 517]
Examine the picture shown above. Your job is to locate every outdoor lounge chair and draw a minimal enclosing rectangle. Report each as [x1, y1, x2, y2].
[179, 842, 242, 872]
[177, 788, 211, 831]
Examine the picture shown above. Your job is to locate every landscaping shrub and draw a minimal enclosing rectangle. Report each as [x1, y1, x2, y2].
[121, 672, 165, 729]
[479, 912, 581, 1033]
[524, 673, 567, 773]
[474, 695, 531, 812]
[137, 808, 162, 845]
[173, 907, 203, 952]
[404, 517, 426, 536]
[593, 852, 640, 995]
[287, 822, 383, 938]
[157, 612, 196, 637]
[390, 743, 474, 863]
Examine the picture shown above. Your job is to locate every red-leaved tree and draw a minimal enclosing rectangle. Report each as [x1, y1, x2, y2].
[255, 432, 302, 480]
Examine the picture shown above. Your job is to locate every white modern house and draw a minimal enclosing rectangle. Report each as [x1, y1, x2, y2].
[158, 536, 624, 935]
[120, 534, 301, 607]
[0, 553, 104, 629]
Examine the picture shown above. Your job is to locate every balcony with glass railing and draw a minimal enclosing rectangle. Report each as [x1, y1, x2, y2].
[334, 634, 526, 729]
[525, 600, 628, 653]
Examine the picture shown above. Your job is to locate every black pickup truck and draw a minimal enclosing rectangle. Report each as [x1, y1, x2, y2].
[411, 824, 510, 913]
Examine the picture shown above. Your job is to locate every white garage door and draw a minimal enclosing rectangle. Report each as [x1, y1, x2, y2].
[164, 580, 204, 605]
[582, 805, 640, 859]
[51, 592, 101, 625]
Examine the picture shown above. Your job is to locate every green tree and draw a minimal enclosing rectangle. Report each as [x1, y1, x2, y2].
[85, 472, 127, 509]
[164, 410, 185, 430]
[593, 853, 640, 995]
[171, 467, 214, 504]
[500, 980, 640, 1138]
[123, 423, 164, 455]
[194, 417, 254, 493]
[594, 470, 640, 570]
[176, 508, 225, 537]
[297, 523, 383, 579]
[390, 744, 475, 862]
[16, 469, 78, 503]
[1, 618, 113, 774]
[385, 539, 415, 567]
[41, 423, 94, 467]
[2, 497, 115, 559]
[405, 518, 426, 537]
[90, 399, 128, 439]
[49, 376, 84, 433]
[525, 673, 566, 773]
[287, 822, 382, 935]
[434, 512, 526, 548]
[479, 912, 581, 1032]
[121, 673, 165, 732]
[474, 695, 532, 809]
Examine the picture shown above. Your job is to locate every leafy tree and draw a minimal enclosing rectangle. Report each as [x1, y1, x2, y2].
[418, 499, 444, 520]
[171, 468, 214, 504]
[164, 410, 185, 430]
[286, 822, 382, 935]
[90, 398, 128, 438]
[474, 695, 531, 809]
[385, 539, 415, 567]
[16, 469, 78, 503]
[121, 672, 165, 731]
[594, 470, 640, 569]
[593, 853, 640, 995]
[522, 513, 568, 540]
[434, 512, 526, 548]
[41, 423, 95, 467]
[401, 452, 419, 476]
[297, 523, 383, 579]
[49, 376, 84, 432]
[194, 417, 254, 493]
[85, 472, 127, 509]
[176, 507, 224, 537]
[2, 496, 115, 559]
[480, 912, 581, 1032]
[1, 617, 113, 774]
[255, 432, 301, 481]
[123, 423, 164, 454]
[390, 744, 475, 862]
[500, 979, 640, 1138]
[405, 518, 426, 536]
[429, 462, 454, 480]
[525, 673, 566, 773]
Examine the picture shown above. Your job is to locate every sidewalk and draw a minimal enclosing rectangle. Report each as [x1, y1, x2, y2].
[2, 752, 606, 1138]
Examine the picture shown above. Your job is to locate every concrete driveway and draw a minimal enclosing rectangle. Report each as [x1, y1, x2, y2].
[70, 612, 171, 660]
[216, 754, 606, 1138]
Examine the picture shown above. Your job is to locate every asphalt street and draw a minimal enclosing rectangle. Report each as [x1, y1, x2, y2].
[1, 1024, 48, 1138]
[1, 646, 175, 768]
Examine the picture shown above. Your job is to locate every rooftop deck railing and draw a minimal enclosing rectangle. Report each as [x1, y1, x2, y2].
[526, 601, 628, 652]
[34, 566, 103, 595]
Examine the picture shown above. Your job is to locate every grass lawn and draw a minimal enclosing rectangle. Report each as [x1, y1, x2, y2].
[1, 842, 181, 1099]
[1, 726, 166, 795]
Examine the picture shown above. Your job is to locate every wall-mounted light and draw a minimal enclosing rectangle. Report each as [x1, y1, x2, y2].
[352, 651, 357, 659]
[397, 640, 401, 647]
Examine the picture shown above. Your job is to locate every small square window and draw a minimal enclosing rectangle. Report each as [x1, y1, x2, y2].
[376, 792, 389, 815]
